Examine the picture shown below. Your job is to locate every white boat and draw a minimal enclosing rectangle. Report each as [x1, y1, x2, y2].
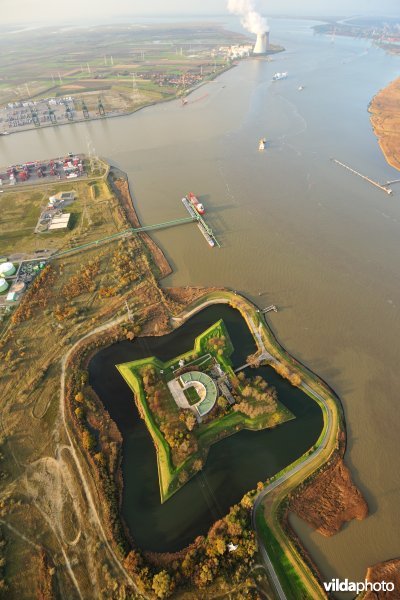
[259, 138, 266, 150]
[272, 72, 288, 81]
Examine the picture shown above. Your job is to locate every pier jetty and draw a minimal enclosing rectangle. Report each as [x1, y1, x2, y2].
[332, 159, 393, 195]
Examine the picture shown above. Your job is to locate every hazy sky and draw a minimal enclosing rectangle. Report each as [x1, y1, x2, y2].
[1, 0, 399, 25]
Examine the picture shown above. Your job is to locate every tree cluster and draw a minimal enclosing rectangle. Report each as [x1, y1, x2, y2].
[112, 240, 140, 287]
[124, 493, 259, 597]
[206, 334, 226, 355]
[11, 265, 56, 325]
[141, 366, 198, 464]
[62, 258, 100, 300]
[274, 362, 302, 386]
[53, 303, 78, 322]
[233, 373, 278, 418]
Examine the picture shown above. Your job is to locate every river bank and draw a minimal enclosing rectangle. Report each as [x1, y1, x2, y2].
[0, 63, 237, 139]
[369, 77, 400, 172]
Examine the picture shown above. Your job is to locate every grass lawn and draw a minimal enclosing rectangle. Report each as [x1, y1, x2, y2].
[256, 507, 310, 599]
[183, 385, 201, 406]
[0, 177, 125, 256]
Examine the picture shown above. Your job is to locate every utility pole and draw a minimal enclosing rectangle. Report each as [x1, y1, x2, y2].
[125, 300, 133, 322]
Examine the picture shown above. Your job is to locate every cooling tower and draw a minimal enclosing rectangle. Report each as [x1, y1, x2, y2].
[253, 31, 270, 54]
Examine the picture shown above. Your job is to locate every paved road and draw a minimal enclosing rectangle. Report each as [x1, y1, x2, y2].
[252, 382, 334, 600]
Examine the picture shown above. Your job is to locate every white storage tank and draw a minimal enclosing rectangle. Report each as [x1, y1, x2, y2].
[0, 261, 16, 277]
[0, 278, 9, 293]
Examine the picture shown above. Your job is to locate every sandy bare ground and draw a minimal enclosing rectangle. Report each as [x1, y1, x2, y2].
[369, 77, 400, 172]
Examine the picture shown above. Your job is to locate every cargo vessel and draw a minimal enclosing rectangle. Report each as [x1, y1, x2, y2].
[181, 196, 216, 247]
[186, 192, 205, 215]
[272, 72, 288, 81]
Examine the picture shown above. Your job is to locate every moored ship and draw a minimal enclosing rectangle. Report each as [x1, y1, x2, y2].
[186, 192, 205, 215]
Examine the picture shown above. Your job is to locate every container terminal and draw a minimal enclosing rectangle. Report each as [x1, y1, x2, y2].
[0, 153, 86, 189]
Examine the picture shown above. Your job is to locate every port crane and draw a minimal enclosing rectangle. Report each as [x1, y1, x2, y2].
[30, 107, 40, 127]
[81, 98, 90, 119]
[97, 96, 105, 116]
[65, 104, 74, 121]
[47, 104, 57, 124]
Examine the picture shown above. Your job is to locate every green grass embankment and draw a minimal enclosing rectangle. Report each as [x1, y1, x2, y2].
[256, 506, 310, 599]
[116, 359, 175, 503]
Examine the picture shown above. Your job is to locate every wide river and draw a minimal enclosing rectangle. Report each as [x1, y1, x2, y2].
[1, 16, 400, 592]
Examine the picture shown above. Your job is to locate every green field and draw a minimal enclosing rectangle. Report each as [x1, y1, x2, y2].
[0, 176, 125, 256]
[0, 23, 250, 112]
[183, 386, 201, 405]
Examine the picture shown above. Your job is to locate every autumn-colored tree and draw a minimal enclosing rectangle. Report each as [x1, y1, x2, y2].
[194, 558, 218, 587]
[81, 429, 96, 452]
[217, 396, 228, 411]
[75, 392, 84, 403]
[193, 458, 203, 473]
[152, 570, 175, 599]
[246, 353, 260, 368]
[124, 549, 143, 573]
[207, 536, 226, 557]
[185, 412, 196, 432]
[74, 407, 84, 421]
[290, 373, 301, 386]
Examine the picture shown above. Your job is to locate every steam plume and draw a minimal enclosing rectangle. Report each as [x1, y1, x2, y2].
[227, 0, 269, 35]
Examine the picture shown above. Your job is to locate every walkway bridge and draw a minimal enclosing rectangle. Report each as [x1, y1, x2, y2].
[53, 216, 196, 258]
[234, 350, 276, 373]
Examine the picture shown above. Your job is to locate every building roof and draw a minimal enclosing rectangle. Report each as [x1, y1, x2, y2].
[49, 213, 71, 230]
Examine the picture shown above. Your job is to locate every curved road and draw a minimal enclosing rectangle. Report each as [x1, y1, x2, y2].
[252, 382, 334, 599]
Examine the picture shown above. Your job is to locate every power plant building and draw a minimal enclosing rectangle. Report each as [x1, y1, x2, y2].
[0, 261, 16, 277]
[253, 31, 270, 54]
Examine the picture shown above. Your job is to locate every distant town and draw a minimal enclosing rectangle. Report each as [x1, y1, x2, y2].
[314, 17, 400, 53]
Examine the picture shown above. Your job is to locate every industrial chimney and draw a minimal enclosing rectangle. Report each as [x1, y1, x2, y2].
[253, 31, 270, 54]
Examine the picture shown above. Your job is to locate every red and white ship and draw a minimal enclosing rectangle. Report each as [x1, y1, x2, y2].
[186, 192, 205, 215]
